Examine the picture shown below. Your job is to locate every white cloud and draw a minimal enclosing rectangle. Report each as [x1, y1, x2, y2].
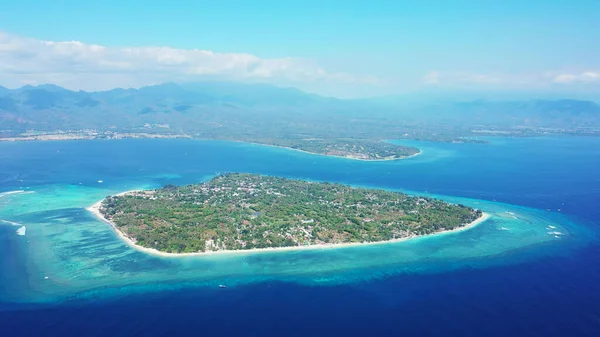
[552, 74, 576, 84]
[422, 70, 600, 89]
[422, 71, 508, 86]
[0, 32, 372, 91]
[553, 71, 600, 84]
[465, 74, 504, 84]
[423, 71, 440, 84]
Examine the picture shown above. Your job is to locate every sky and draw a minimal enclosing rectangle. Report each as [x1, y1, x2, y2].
[0, 0, 599, 98]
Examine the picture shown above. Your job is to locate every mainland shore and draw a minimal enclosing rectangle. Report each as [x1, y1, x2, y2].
[87, 191, 489, 258]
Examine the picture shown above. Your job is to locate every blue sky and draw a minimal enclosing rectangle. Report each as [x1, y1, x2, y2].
[0, 0, 599, 98]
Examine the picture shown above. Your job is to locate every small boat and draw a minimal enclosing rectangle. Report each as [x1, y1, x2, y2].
[218, 284, 227, 288]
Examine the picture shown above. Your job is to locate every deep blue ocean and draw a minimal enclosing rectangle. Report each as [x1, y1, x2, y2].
[1, 137, 599, 336]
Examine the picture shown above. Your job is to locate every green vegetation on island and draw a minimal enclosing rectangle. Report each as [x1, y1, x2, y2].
[98, 173, 483, 254]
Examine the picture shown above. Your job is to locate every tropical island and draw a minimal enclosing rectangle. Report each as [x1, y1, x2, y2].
[90, 173, 485, 255]
[254, 138, 420, 160]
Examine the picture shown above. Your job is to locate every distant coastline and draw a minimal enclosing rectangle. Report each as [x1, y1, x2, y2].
[0, 133, 192, 142]
[87, 190, 489, 258]
[0, 133, 421, 162]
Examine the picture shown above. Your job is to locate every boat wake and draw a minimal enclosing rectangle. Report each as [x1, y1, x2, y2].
[0, 190, 25, 198]
[0, 219, 27, 236]
[1, 219, 23, 226]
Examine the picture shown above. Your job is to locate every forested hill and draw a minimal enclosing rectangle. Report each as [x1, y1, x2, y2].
[1, 82, 600, 141]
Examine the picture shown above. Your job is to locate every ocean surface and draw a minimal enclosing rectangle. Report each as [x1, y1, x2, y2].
[0, 137, 599, 336]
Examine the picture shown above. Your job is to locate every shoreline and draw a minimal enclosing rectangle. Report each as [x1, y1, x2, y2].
[86, 191, 490, 258]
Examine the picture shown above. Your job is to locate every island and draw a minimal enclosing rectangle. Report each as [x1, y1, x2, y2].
[254, 138, 420, 160]
[89, 173, 486, 255]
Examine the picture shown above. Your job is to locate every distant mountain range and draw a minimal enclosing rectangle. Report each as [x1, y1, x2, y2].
[1, 82, 599, 141]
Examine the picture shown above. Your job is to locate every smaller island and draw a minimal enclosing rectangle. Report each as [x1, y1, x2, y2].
[89, 174, 486, 255]
[255, 138, 420, 160]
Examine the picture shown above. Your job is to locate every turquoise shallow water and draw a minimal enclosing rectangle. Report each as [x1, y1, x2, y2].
[1, 138, 597, 304]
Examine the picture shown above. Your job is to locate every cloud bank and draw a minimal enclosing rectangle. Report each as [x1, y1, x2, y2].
[421, 70, 600, 89]
[553, 72, 600, 84]
[0, 32, 373, 91]
[1, 31, 598, 98]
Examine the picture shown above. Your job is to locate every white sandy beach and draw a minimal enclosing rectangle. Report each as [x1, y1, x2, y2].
[87, 192, 490, 258]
